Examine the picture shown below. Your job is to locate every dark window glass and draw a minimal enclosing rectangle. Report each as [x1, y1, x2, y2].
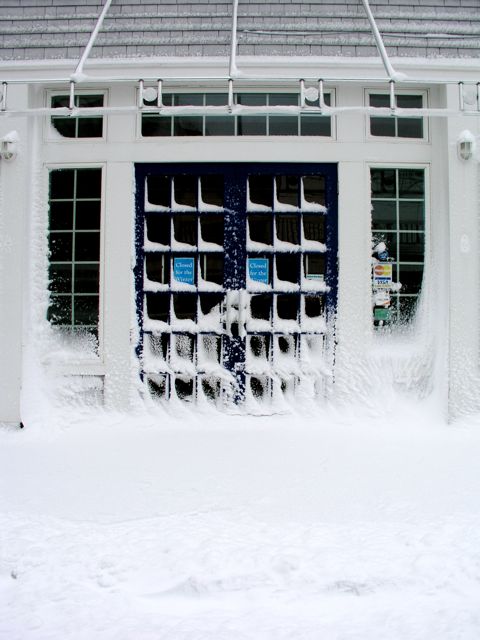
[76, 201, 101, 230]
[276, 254, 299, 283]
[277, 294, 299, 320]
[276, 214, 299, 245]
[304, 295, 323, 318]
[269, 117, 298, 136]
[146, 253, 169, 284]
[142, 116, 171, 137]
[303, 176, 325, 207]
[200, 254, 224, 285]
[398, 265, 424, 294]
[146, 293, 169, 322]
[146, 214, 171, 245]
[249, 175, 273, 209]
[200, 215, 223, 245]
[205, 117, 235, 136]
[49, 233, 73, 261]
[371, 169, 396, 198]
[48, 168, 101, 333]
[250, 335, 270, 359]
[397, 118, 423, 138]
[174, 117, 203, 136]
[199, 293, 223, 316]
[276, 176, 298, 208]
[200, 175, 224, 208]
[75, 232, 100, 261]
[76, 169, 102, 199]
[237, 116, 267, 136]
[372, 201, 396, 230]
[49, 201, 74, 230]
[250, 294, 272, 320]
[300, 115, 331, 136]
[50, 169, 75, 200]
[173, 215, 197, 245]
[399, 170, 424, 198]
[399, 233, 424, 262]
[370, 117, 396, 137]
[173, 294, 196, 320]
[248, 214, 273, 245]
[48, 295, 72, 324]
[147, 175, 171, 208]
[303, 214, 325, 242]
[399, 202, 424, 230]
[51, 94, 103, 138]
[174, 175, 197, 209]
[48, 264, 72, 293]
[304, 254, 325, 279]
[74, 296, 99, 325]
[370, 94, 423, 138]
[74, 264, 99, 293]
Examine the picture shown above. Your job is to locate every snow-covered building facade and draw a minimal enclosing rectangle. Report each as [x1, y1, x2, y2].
[1, 0, 479, 424]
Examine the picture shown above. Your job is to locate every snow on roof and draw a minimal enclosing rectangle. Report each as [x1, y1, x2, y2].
[0, 0, 479, 62]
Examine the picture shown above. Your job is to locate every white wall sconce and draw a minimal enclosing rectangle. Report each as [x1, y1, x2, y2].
[0, 130, 18, 161]
[457, 130, 475, 161]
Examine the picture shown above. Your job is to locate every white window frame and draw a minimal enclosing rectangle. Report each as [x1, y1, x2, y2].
[46, 163, 106, 363]
[45, 89, 108, 143]
[365, 89, 429, 143]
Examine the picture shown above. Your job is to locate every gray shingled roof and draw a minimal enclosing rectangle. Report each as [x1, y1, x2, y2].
[0, 0, 479, 62]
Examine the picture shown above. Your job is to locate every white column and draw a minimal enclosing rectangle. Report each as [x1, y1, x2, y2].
[102, 161, 135, 410]
[446, 85, 480, 418]
[333, 161, 372, 402]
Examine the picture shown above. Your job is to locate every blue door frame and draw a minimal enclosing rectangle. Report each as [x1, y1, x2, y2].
[134, 162, 338, 403]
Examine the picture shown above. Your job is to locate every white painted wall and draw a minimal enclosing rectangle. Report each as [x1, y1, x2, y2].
[1, 59, 479, 420]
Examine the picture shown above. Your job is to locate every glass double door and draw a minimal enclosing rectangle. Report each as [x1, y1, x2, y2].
[135, 163, 337, 406]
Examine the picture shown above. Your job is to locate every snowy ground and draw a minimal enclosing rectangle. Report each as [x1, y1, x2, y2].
[2, 398, 480, 640]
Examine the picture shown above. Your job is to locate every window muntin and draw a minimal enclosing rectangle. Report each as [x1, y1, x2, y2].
[48, 168, 102, 336]
[51, 94, 104, 138]
[369, 93, 424, 139]
[141, 92, 332, 138]
[371, 168, 425, 324]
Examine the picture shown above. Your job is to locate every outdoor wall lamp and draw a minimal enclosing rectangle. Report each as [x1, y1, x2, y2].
[0, 131, 18, 161]
[457, 130, 475, 161]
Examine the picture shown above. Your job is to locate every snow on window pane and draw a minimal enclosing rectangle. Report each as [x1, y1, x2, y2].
[276, 176, 298, 208]
[302, 176, 325, 208]
[276, 214, 299, 245]
[174, 176, 197, 209]
[146, 214, 171, 246]
[200, 215, 223, 245]
[173, 215, 197, 245]
[147, 176, 171, 208]
[248, 214, 273, 245]
[248, 175, 273, 209]
[200, 175, 224, 209]
[146, 253, 169, 285]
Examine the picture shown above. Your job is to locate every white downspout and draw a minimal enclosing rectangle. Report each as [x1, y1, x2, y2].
[361, 0, 401, 81]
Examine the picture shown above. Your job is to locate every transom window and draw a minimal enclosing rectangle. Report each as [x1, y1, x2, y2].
[51, 94, 104, 138]
[371, 168, 425, 323]
[369, 93, 424, 139]
[141, 92, 332, 138]
[48, 168, 102, 336]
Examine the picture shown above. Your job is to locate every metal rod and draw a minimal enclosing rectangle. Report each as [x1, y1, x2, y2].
[0, 73, 476, 87]
[361, 0, 397, 80]
[319, 79, 325, 111]
[300, 79, 306, 108]
[138, 79, 144, 109]
[157, 79, 163, 108]
[1, 82, 7, 111]
[6, 104, 477, 119]
[229, 0, 239, 78]
[477, 82, 480, 113]
[72, 0, 114, 81]
[389, 79, 396, 113]
[228, 78, 234, 111]
[69, 80, 75, 110]
[459, 82, 464, 111]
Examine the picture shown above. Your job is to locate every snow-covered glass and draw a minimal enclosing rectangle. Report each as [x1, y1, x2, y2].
[141, 92, 332, 138]
[48, 168, 102, 335]
[369, 94, 424, 139]
[371, 168, 425, 323]
[51, 94, 104, 138]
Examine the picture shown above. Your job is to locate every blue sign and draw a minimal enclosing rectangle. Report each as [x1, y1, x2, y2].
[248, 258, 269, 284]
[173, 257, 195, 285]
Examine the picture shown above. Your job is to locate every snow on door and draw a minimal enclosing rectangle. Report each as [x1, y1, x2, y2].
[135, 163, 338, 407]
